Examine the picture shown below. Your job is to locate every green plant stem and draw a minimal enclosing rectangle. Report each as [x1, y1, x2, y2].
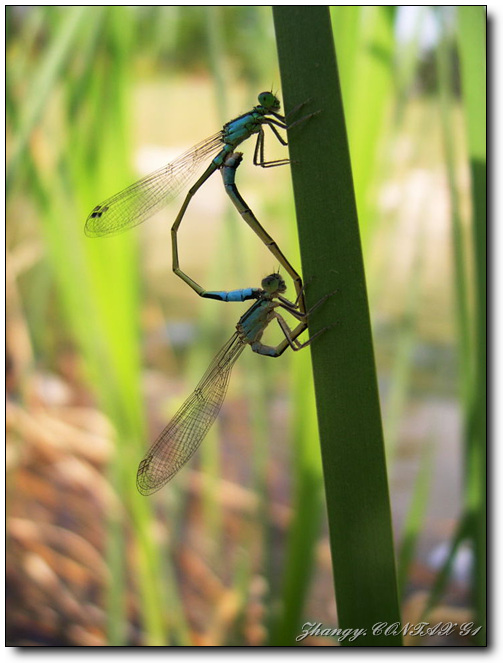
[330, 6, 395, 246]
[436, 16, 472, 408]
[397, 442, 433, 595]
[273, 6, 401, 645]
[269, 348, 325, 645]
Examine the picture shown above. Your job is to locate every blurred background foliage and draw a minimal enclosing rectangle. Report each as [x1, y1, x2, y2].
[6, 6, 485, 646]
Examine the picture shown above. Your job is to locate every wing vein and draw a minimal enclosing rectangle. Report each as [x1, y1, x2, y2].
[85, 131, 223, 237]
[136, 333, 245, 495]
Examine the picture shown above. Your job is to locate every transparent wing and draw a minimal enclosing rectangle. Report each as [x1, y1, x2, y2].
[85, 131, 223, 237]
[137, 333, 245, 495]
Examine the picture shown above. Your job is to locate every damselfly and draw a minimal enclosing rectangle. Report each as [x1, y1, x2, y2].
[85, 92, 306, 240]
[136, 273, 331, 495]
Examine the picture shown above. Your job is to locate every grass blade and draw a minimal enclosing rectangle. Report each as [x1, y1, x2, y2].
[456, 7, 486, 645]
[273, 6, 401, 645]
[6, 6, 89, 188]
[396, 442, 434, 595]
[331, 7, 396, 244]
[269, 348, 325, 645]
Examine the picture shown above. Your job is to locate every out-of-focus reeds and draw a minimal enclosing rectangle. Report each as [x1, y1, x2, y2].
[6, 5, 486, 646]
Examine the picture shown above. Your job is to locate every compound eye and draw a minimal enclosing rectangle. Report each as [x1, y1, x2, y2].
[258, 91, 275, 108]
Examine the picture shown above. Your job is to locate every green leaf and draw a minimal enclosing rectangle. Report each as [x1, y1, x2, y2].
[273, 6, 402, 645]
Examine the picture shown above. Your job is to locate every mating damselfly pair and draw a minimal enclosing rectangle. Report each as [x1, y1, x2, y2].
[85, 92, 331, 494]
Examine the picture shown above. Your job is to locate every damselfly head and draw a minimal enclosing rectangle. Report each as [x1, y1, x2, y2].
[258, 91, 281, 112]
[261, 273, 286, 295]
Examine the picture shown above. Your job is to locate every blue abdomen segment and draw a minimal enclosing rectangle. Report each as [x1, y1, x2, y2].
[204, 288, 259, 302]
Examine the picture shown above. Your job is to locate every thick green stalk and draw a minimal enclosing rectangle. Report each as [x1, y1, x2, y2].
[273, 7, 401, 645]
